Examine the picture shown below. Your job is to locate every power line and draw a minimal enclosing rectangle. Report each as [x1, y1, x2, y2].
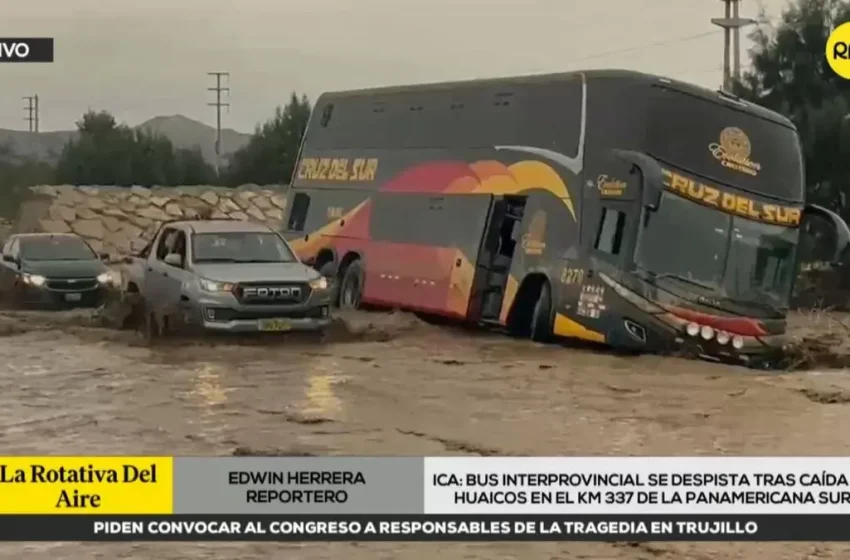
[207, 72, 230, 175]
[22, 95, 39, 133]
[564, 30, 721, 65]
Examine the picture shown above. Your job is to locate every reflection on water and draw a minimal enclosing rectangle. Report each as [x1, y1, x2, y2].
[187, 362, 233, 440]
[301, 356, 347, 419]
[191, 362, 231, 407]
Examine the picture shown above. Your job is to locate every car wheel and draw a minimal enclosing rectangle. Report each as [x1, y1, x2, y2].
[339, 260, 364, 310]
[530, 282, 553, 343]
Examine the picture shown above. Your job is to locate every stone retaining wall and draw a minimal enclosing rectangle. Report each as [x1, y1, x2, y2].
[11, 185, 287, 259]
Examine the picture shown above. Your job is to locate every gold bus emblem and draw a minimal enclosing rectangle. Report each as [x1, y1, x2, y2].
[521, 210, 547, 256]
[709, 127, 761, 176]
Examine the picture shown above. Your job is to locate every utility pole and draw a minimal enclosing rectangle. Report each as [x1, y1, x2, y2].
[22, 95, 39, 132]
[712, 0, 757, 91]
[207, 72, 230, 175]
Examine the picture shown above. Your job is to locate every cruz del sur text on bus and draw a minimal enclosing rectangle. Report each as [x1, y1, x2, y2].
[661, 169, 802, 226]
[297, 157, 379, 182]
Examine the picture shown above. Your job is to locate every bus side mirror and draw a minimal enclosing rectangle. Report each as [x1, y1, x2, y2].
[641, 175, 663, 211]
[803, 203, 850, 265]
[612, 150, 663, 211]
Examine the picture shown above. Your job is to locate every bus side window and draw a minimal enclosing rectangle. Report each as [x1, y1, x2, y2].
[594, 207, 626, 255]
[287, 193, 311, 232]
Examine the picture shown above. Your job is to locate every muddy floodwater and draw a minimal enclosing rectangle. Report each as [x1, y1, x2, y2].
[1, 309, 850, 559]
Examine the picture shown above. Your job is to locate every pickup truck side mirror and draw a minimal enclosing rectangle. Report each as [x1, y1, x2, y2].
[163, 253, 183, 267]
[2, 254, 17, 265]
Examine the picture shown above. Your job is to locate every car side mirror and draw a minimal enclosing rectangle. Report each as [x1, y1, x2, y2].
[803, 204, 850, 265]
[99, 252, 110, 261]
[163, 253, 183, 267]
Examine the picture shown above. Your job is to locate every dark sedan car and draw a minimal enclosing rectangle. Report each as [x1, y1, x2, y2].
[0, 233, 116, 309]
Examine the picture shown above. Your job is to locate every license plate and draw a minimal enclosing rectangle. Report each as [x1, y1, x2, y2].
[259, 319, 291, 332]
[64, 293, 82, 302]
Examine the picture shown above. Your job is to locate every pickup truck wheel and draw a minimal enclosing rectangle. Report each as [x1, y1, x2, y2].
[339, 261, 364, 310]
[530, 282, 554, 343]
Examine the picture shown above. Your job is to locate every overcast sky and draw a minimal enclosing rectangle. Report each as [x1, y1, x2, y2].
[2, 0, 790, 132]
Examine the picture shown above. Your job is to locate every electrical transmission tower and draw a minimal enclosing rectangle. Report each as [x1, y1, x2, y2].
[712, 0, 757, 91]
[22, 95, 39, 132]
[207, 72, 230, 175]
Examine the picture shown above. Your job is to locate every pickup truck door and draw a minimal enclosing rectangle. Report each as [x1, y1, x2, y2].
[159, 230, 191, 318]
[145, 227, 179, 313]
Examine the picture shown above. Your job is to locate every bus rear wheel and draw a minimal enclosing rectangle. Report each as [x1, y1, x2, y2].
[530, 282, 553, 343]
[339, 261, 364, 310]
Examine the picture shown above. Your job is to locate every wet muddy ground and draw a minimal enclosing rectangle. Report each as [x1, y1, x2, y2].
[1, 308, 850, 559]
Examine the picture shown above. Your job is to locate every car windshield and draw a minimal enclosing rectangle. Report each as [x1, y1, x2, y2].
[635, 191, 799, 312]
[192, 232, 296, 263]
[20, 237, 97, 261]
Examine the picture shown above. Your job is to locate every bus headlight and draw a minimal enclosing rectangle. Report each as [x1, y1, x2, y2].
[685, 322, 700, 337]
[732, 335, 745, 349]
[699, 325, 714, 340]
[716, 331, 731, 345]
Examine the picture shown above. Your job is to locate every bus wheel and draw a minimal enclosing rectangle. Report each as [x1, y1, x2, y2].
[340, 261, 364, 310]
[530, 282, 553, 343]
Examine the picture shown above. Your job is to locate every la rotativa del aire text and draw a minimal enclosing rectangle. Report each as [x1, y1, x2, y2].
[0, 463, 157, 509]
[435, 472, 850, 506]
[94, 518, 758, 537]
[228, 470, 366, 504]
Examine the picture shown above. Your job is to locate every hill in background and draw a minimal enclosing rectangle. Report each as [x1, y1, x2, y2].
[0, 115, 251, 165]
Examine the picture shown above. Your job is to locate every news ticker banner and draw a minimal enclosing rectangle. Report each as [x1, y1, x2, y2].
[1, 514, 850, 542]
[6, 456, 850, 516]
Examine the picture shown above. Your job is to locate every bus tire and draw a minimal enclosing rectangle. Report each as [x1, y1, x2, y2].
[339, 260, 364, 310]
[530, 281, 553, 343]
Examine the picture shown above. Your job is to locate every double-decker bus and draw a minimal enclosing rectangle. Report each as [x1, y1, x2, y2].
[281, 69, 850, 366]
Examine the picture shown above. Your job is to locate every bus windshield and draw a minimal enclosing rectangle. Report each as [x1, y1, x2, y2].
[635, 192, 798, 313]
[647, 87, 804, 202]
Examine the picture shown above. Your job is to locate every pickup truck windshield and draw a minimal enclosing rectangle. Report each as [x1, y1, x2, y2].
[192, 232, 297, 263]
[21, 237, 97, 261]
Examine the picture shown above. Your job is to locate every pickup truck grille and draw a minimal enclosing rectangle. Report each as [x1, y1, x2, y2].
[45, 278, 98, 291]
[204, 306, 326, 322]
[233, 282, 311, 305]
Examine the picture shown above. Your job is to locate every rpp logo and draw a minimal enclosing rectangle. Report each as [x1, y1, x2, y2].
[827, 22, 850, 79]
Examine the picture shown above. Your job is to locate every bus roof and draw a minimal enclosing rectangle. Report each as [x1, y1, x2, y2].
[316, 69, 794, 130]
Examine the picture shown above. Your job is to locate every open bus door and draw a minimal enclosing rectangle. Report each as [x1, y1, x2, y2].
[469, 195, 529, 323]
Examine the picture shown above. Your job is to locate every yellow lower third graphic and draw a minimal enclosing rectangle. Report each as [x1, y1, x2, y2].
[0, 456, 173, 514]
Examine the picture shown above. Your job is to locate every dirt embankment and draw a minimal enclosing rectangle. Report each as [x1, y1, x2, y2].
[5, 184, 287, 260]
